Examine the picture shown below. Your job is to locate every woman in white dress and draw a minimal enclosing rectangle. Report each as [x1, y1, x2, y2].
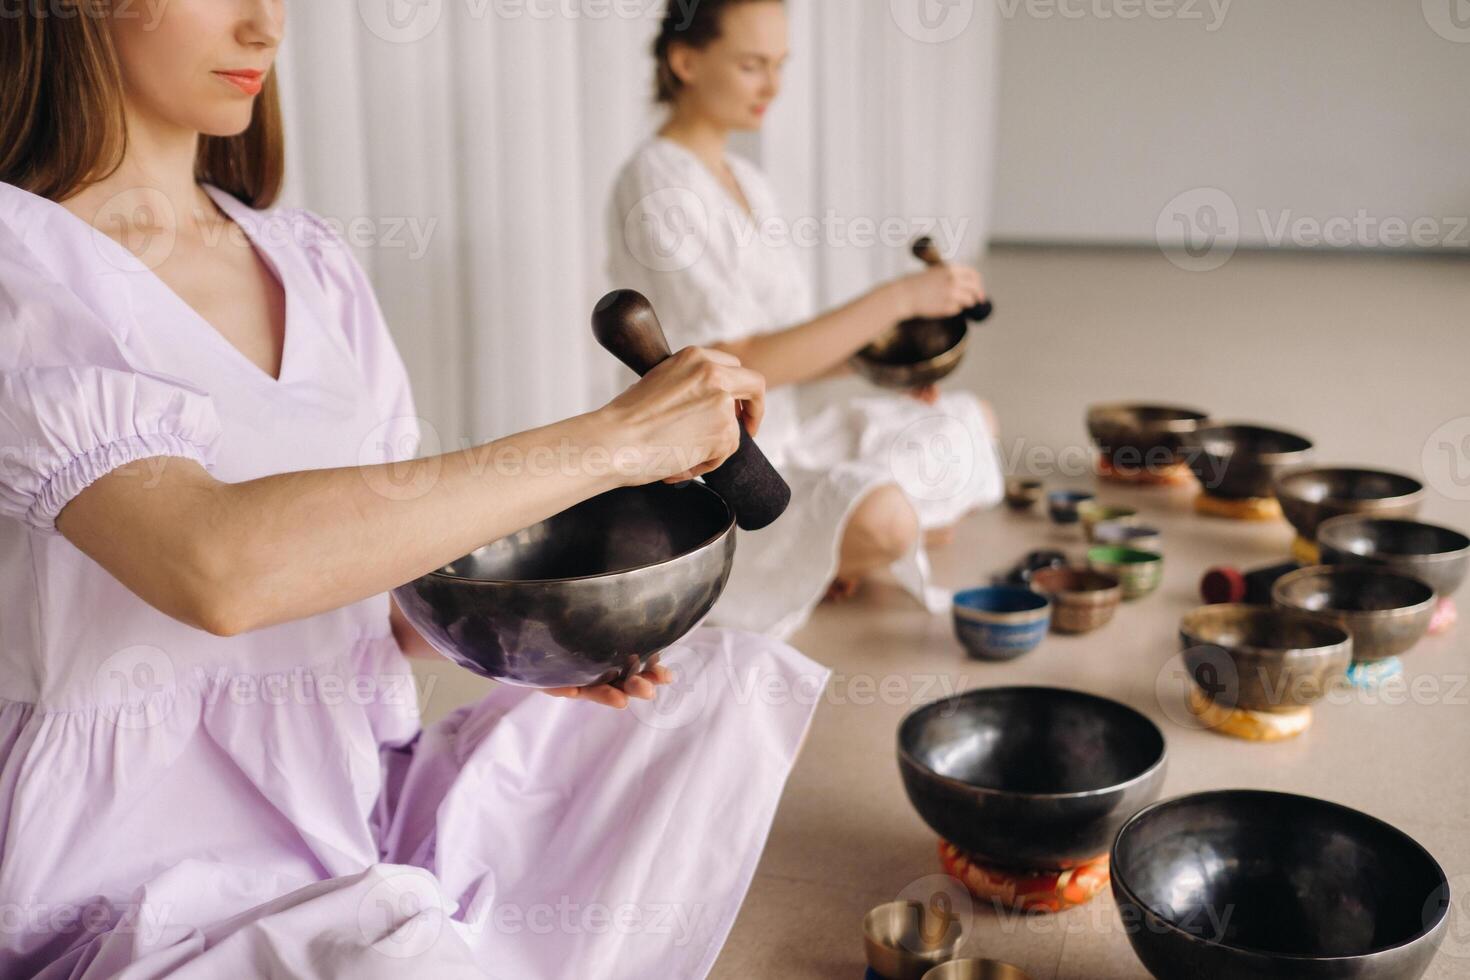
[608, 0, 1005, 639]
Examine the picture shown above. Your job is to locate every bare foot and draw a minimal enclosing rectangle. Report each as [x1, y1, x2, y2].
[823, 577, 862, 603]
[924, 525, 957, 550]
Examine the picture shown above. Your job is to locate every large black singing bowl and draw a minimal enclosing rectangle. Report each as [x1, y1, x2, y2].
[1112, 791, 1450, 980]
[392, 482, 736, 688]
[897, 687, 1167, 870]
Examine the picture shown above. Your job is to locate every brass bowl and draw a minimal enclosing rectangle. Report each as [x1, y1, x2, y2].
[1029, 566, 1123, 634]
[1004, 478, 1044, 511]
[1183, 423, 1315, 500]
[922, 960, 1034, 980]
[1273, 467, 1425, 541]
[1272, 566, 1437, 664]
[863, 900, 964, 980]
[1086, 402, 1209, 468]
[1317, 516, 1470, 598]
[392, 483, 735, 688]
[853, 317, 968, 389]
[1078, 502, 1140, 542]
[1178, 604, 1351, 712]
[1092, 522, 1163, 553]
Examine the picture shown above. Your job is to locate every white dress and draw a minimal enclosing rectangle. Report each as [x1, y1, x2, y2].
[607, 138, 1004, 639]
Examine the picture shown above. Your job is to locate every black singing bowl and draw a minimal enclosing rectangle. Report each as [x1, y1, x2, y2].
[1273, 467, 1426, 541]
[853, 316, 969, 389]
[1317, 516, 1470, 599]
[897, 687, 1167, 870]
[392, 482, 736, 688]
[1183, 423, 1315, 500]
[1112, 790, 1450, 980]
[1272, 566, 1437, 664]
[1086, 403, 1210, 468]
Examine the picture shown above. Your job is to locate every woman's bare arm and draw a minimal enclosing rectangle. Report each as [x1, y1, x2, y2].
[56, 348, 765, 638]
[716, 264, 986, 388]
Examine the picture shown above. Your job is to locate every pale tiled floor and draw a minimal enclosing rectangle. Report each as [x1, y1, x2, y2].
[414, 246, 1470, 979]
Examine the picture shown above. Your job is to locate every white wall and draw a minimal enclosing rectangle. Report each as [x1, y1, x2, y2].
[990, 0, 1470, 250]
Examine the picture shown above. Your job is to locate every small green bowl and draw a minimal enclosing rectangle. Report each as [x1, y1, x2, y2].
[1088, 546, 1164, 601]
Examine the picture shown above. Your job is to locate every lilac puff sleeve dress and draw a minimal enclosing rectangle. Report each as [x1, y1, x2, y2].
[0, 181, 827, 980]
[608, 139, 1005, 639]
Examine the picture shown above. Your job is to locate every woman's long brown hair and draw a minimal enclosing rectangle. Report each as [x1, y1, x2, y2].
[0, 3, 284, 207]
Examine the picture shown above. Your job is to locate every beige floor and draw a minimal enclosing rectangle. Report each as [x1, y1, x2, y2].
[413, 245, 1470, 979]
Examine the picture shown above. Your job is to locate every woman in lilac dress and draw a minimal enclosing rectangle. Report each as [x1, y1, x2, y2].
[0, 5, 825, 978]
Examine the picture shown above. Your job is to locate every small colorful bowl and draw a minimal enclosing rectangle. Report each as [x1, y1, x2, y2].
[1029, 566, 1124, 634]
[1047, 490, 1096, 526]
[1004, 478, 1045, 511]
[1092, 522, 1163, 553]
[1087, 546, 1164, 601]
[953, 587, 1052, 660]
[1078, 503, 1140, 542]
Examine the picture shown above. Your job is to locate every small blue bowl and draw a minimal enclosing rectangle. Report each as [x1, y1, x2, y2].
[952, 587, 1052, 661]
[1047, 490, 1096, 525]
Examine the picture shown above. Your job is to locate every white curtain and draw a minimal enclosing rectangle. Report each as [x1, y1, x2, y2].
[275, 1, 999, 448]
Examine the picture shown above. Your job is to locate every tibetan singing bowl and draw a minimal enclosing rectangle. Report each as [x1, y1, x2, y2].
[922, 960, 1034, 980]
[897, 687, 1167, 870]
[1273, 467, 1425, 541]
[1112, 790, 1450, 980]
[1317, 516, 1470, 599]
[392, 482, 735, 688]
[1183, 423, 1314, 500]
[1085, 402, 1209, 468]
[1272, 566, 1437, 664]
[1179, 605, 1351, 712]
[853, 317, 968, 389]
[863, 900, 964, 980]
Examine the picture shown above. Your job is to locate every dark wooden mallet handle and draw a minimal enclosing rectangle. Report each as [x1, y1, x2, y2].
[592, 290, 791, 531]
[912, 236, 994, 324]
